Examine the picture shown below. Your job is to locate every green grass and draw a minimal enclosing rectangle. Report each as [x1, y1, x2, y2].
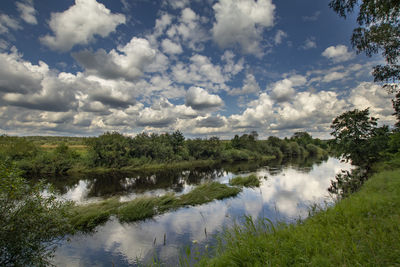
[196, 169, 400, 266]
[69, 197, 120, 231]
[229, 174, 260, 188]
[178, 182, 241, 206]
[69, 182, 241, 231]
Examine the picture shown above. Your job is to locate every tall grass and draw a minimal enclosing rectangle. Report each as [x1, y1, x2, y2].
[70, 182, 241, 231]
[196, 169, 400, 266]
[229, 174, 260, 188]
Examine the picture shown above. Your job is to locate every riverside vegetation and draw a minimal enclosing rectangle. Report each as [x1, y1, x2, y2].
[0, 131, 328, 176]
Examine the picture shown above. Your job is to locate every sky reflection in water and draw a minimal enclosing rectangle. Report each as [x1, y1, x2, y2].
[53, 157, 351, 266]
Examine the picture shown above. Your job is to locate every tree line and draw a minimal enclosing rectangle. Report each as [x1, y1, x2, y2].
[0, 131, 329, 175]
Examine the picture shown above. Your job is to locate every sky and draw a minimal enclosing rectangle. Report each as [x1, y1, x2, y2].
[0, 0, 394, 139]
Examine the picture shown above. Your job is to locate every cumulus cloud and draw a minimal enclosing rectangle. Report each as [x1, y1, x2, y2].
[172, 54, 227, 90]
[269, 75, 307, 102]
[161, 38, 183, 55]
[272, 91, 346, 130]
[274, 30, 287, 45]
[40, 0, 126, 51]
[16, 0, 37, 25]
[322, 45, 354, 63]
[212, 0, 275, 54]
[0, 14, 21, 34]
[137, 98, 197, 128]
[0, 49, 76, 111]
[185, 86, 224, 110]
[349, 82, 395, 124]
[166, 7, 208, 51]
[230, 93, 274, 128]
[164, 0, 189, 9]
[229, 73, 260, 95]
[322, 71, 347, 83]
[0, 49, 45, 94]
[300, 37, 316, 50]
[73, 37, 157, 81]
[3, 75, 78, 112]
[221, 50, 244, 76]
[196, 116, 226, 128]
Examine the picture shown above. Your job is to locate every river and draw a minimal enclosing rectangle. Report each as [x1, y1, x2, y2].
[51, 157, 351, 266]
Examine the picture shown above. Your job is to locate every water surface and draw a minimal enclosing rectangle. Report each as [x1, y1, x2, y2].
[53, 157, 350, 266]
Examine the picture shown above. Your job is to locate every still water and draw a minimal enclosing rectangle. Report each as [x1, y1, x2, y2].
[52, 157, 351, 266]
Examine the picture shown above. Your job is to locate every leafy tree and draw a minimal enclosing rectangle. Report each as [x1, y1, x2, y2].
[0, 163, 72, 266]
[330, 108, 389, 168]
[392, 91, 400, 129]
[329, 0, 399, 87]
[86, 132, 132, 168]
[290, 132, 313, 147]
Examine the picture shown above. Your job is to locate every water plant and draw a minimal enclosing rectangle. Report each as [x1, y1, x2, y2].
[229, 174, 260, 188]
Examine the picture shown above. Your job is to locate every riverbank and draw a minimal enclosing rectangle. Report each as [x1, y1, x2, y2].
[196, 168, 400, 266]
[68, 156, 276, 175]
[69, 177, 260, 232]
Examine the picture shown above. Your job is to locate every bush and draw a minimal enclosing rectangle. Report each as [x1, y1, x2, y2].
[0, 163, 73, 266]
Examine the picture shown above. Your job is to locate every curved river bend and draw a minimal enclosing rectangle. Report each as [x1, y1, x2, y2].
[52, 157, 351, 266]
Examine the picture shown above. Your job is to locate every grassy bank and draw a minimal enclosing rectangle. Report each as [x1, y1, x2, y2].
[69, 159, 224, 175]
[196, 169, 400, 266]
[229, 174, 260, 187]
[70, 182, 242, 231]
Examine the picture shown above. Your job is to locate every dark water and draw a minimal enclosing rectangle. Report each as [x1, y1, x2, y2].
[52, 157, 351, 266]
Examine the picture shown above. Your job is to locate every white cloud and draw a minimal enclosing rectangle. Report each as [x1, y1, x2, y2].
[172, 54, 227, 90]
[161, 38, 183, 55]
[164, 0, 189, 9]
[322, 71, 347, 83]
[302, 11, 321, 21]
[212, 0, 275, 54]
[16, 0, 38, 25]
[137, 98, 197, 128]
[349, 82, 394, 124]
[0, 14, 21, 34]
[221, 51, 244, 76]
[0, 49, 45, 94]
[153, 13, 172, 38]
[229, 73, 260, 95]
[274, 30, 287, 45]
[322, 45, 354, 63]
[230, 93, 274, 128]
[40, 0, 126, 51]
[73, 37, 157, 81]
[272, 91, 346, 130]
[166, 8, 208, 51]
[300, 37, 316, 50]
[269, 75, 307, 102]
[185, 86, 224, 110]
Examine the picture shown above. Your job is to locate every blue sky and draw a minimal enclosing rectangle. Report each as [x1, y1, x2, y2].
[0, 0, 394, 138]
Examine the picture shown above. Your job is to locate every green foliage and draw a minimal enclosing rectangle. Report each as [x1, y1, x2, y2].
[197, 168, 400, 266]
[178, 182, 241, 206]
[69, 182, 241, 231]
[392, 91, 400, 129]
[229, 174, 260, 188]
[0, 163, 73, 266]
[329, 0, 400, 86]
[0, 135, 38, 161]
[86, 131, 132, 168]
[1, 131, 329, 174]
[330, 108, 389, 168]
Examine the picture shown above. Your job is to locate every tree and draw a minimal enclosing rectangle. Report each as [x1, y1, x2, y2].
[329, 0, 399, 88]
[0, 163, 72, 266]
[86, 132, 132, 168]
[392, 90, 400, 129]
[330, 108, 389, 168]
